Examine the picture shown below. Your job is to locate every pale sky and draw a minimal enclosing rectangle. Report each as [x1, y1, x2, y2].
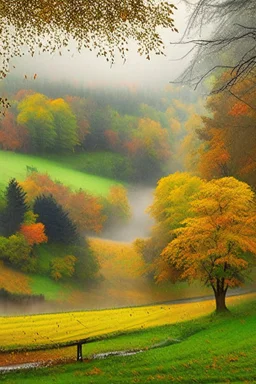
[11, 1, 192, 89]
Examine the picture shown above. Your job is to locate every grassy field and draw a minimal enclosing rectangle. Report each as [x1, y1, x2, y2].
[0, 296, 255, 383]
[47, 151, 132, 181]
[0, 293, 254, 352]
[0, 150, 121, 196]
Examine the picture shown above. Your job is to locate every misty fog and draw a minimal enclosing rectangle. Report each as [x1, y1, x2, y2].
[9, 2, 191, 89]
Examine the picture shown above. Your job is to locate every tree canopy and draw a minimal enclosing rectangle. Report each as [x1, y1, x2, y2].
[152, 174, 256, 311]
[0, 0, 177, 79]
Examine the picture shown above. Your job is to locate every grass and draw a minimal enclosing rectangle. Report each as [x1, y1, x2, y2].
[29, 275, 70, 301]
[89, 238, 145, 280]
[0, 150, 121, 196]
[47, 151, 132, 181]
[0, 293, 254, 352]
[0, 296, 255, 383]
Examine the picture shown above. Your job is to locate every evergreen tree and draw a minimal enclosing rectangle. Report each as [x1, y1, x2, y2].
[0, 179, 28, 237]
[33, 195, 77, 244]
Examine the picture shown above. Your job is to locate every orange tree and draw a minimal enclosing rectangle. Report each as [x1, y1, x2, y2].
[195, 75, 256, 188]
[153, 174, 256, 312]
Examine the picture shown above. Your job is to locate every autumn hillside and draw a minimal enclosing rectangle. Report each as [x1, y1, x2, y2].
[0, 150, 121, 197]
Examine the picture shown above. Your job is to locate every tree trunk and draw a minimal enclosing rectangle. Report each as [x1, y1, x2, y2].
[214, 288, 228, 312]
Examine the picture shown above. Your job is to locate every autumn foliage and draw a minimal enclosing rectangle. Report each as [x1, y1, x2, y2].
[150, 173, 256, 311]
[20, 173, 106, 234]
[20, 223, 48, 245]
[194, 75, 256, 188]
[0, 111, 29, 151]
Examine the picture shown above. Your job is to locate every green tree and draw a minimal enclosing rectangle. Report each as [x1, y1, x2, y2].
[73, 241, 100, 284]
[33, 195, 78, 244]
[50, 98, 79, 152]
[0, 179, 28, 237]
[0, 234, 36, 272]
[50, 255, 77, 280]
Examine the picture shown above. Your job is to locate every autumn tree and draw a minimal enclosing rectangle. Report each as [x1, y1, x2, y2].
[20, 222, 48, 246]
[156, 176, 256, 312]
[140, 173, 203, 278]
[65, 96, 90, 144]
[125, 118, 172, 181]
[50, 255, 77, 281]
[0, 234, 36, 272]
[17, 93, 57, 152]
[21, 173, 106, 234]
[0, 179, 28, 237]
[0, 111, 29, 151]
[104, 185, 131, 226]
[196, 75, 256, 188]
[65, 191, 106, 234]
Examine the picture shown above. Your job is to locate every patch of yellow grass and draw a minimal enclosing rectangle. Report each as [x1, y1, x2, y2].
[0, 293, 254, 351]
[0, 261, 31, 294]
[89, 238, 145, 280]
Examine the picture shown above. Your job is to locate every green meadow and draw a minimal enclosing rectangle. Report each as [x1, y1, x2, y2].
[1, 297, 255, 383]
[0, 150, 121, 196]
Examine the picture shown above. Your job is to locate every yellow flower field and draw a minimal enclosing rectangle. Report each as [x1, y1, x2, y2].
[0, 293, 254, 351]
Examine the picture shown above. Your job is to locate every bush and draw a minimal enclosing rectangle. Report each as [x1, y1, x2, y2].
[50, 255, 77, 280]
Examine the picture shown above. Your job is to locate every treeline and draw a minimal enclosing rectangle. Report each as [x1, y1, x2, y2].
[0, 82, 203, 182]
[0, 175, 130, 283]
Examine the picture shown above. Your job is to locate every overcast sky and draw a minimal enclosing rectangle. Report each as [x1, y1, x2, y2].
[12, 1, 192, 89]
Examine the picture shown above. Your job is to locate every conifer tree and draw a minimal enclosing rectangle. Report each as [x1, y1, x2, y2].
[33, 195, 77, 244]
[0, 179, 28, 237]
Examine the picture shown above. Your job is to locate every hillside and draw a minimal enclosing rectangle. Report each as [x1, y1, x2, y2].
[0, 238, 214, 313]
[0, 150, 122, 196]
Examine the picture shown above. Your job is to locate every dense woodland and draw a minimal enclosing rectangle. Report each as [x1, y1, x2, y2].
[0, 78, 203, 182]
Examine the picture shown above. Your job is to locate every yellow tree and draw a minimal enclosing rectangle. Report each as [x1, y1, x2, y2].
[139, 173, 203, 279]
[160, 177, 256, 312]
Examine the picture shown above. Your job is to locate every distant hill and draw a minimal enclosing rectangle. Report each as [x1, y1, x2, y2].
[0, 150, 122, 196]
